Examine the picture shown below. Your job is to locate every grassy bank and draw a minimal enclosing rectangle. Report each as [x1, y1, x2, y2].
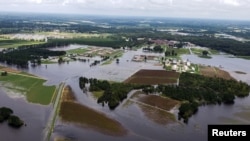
[0, 71, 55, 105]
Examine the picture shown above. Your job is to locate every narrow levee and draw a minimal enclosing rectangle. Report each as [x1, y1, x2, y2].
[44, 82, 65, 141]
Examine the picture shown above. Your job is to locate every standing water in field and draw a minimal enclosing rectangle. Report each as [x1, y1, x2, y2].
[1, 45, 250, 141]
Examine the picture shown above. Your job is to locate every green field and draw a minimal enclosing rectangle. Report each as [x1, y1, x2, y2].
[191, 48, 218, 55]
[92, 91, 104, 99]
[66, 48, 88, 54]
[41, 59, 58, 64]
[102, 50, 124, 65]
[36, 32, 111, 38]
[165, 47, 190, 58]
[0, 73, 56, 105]
[0, 39, 44, 48]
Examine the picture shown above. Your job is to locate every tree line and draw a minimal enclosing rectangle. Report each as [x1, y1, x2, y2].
[0, 46, 66, 68]
[79, 73, 250, 123]
[147, 72, 250, 123]
[79, 77, 148, 110]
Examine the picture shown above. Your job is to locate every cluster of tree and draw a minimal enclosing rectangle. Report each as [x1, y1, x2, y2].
[101, 56, 110, 62]
[142, 85, 155, 94]
[35, 37, 132, 49]
[97, 83, 147, 109]
[153, 46, 164, 53]
[142, 47, 153, 52]
[123, 31, 250, 57]
[158, 34, 250, 56]
[79, 77, 89, 89]
[178, 102, 199, 123]
[179, 73, 250, 98]
[0, 46, 66, 68]
[78, 58, 89, 62]
[202, 50, 209, 56]
[79, 77, 148, 109]
[155, 73, 249, 122]
[0, 107, 24, 128]
[1, 71, 7, 76]
[90, 60, 101, 67]
[165, 50, 177, 56]
[142, 46, 164, 53]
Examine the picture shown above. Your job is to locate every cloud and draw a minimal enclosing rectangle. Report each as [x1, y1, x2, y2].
[220, 0, 240, 6]
[62, 0, 69, 6]
[27, 0, 43, 4]
[0, 0, 249, 20]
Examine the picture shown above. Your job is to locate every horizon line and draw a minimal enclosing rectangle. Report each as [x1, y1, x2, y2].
[0, 11, 250, 22]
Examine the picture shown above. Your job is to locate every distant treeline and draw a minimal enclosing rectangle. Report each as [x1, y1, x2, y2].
[46, 38, 126, 48]
[0, 46, 65, 68]
[131, 32, 250, 56]
[0, 36, 146, 67]
[178, 36, 250, 56]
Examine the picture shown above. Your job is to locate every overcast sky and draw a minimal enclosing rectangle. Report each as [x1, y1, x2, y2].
[0, 0, 250, 20]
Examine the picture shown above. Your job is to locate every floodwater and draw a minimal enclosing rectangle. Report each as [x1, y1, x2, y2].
[1, 45, 250, 141]
[0, 89, 51, 141]
[182, 53, 250, 84]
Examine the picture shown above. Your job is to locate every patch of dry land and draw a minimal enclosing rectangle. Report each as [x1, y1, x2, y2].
[0, 67, 21, 73]
[199, 65, 234, 80]
[59, 86, 127, 136]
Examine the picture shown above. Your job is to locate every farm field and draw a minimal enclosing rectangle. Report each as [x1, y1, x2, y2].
[35, 32, 111, 39]
[0, 38, 44, 48]
[0, 67, 56, 105]
[138, 95, 180, 111]
[66, 47, 88, 55]
[199, 65, 234, 80]
[128, 92, 179, 125]
[59, 86, 127, 136]
[124, 69, 180, 85]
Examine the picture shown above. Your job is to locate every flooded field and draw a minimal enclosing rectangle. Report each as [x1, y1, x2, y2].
[1, 45, 250, 141]
[0, 90, 51, 141]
